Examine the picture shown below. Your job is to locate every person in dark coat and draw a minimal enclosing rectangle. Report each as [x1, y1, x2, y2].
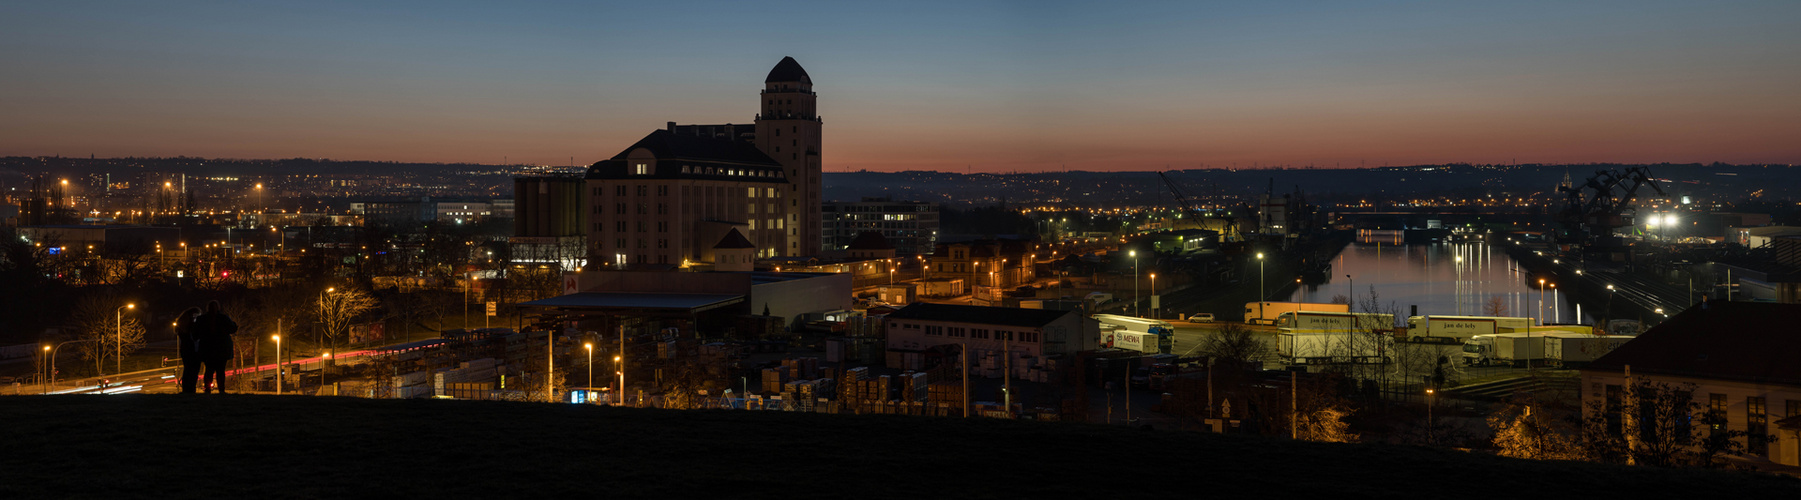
[176, 307, 203, 394]
[195, 301, 239, 394]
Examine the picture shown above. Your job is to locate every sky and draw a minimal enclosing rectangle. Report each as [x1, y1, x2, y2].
[3, 1, 1799, 172]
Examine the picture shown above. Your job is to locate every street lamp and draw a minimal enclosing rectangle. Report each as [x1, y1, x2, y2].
[41, 345, 51, 394]
[1606, 284, 1616, 326]
[1537, 278, 1546, 325]
[1256, 253, 1266, 302]
[115, 303, 135, 375]
[1549, 283, 1558, 323]
[273, 334, 282, 395]
[1149, 273, 1157, 319]
[1426, 388, 1436, 445]
[615, 355, 624, 406]
[1130, 250, 1139, 316]
[585, 343, 594, 396]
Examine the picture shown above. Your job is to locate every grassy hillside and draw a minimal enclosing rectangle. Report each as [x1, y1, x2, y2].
[3, 395, 1796, 498]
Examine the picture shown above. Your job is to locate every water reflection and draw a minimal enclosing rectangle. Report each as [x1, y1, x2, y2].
[1288, 242, 1583, 324]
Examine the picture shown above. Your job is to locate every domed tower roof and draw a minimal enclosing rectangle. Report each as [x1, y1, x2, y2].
[765, 56, 812, 85]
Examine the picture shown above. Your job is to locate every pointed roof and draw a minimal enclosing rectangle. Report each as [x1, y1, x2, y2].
[765, 56, 812, 85]
[713, 228, 755, 250]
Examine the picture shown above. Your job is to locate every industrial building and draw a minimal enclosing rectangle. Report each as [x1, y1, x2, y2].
[822, 197, 938, 256]
[1582, 301, 1801, 467]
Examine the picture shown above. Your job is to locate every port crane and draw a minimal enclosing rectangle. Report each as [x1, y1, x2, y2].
[1555, 166, 1663, 264]
[1158, 171, 1240, 241]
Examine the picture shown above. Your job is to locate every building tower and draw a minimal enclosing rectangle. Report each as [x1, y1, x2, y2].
[755, 56, 823, 256]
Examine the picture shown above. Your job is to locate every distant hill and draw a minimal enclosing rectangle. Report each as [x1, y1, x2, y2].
[822, 163, 1801, 208]
[3, 395, 1796, 498]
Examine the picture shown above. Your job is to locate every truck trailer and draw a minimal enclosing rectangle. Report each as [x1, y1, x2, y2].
[1543, 333, 1635, 367]
[1405, 315, 1536, 340]
[1274, 311, 1396, 363]
[1243, 301, 1349, 325]
[1093, 314, 1175, 354]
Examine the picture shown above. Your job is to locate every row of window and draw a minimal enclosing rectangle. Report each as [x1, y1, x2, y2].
[594, 184, 783, 198]
[1601, 385, 1800, 457]
[908, 323, 1041, 343]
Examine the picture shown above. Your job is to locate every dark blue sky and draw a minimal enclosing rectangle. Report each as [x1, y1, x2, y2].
[4, 1, 1797, 171]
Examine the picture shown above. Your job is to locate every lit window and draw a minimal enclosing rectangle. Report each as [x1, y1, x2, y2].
[635, 163, 648, 175]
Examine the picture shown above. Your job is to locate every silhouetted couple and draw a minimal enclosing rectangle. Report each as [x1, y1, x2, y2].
[177, 301, 238, 394]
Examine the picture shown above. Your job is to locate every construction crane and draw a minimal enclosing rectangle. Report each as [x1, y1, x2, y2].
[1158, 171, 1239, 241]
[1556, 166, 1664, 264]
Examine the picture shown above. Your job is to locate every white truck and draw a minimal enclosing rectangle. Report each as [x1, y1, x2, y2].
[1405, 315, 1536, 340]
[1244, 301, 1349, 325]
[1093, 314, 1175, 354]
[1463, 327, 1597, 366]
[1543, 333, 1635, 367]
[1274, 311, 1396, 363]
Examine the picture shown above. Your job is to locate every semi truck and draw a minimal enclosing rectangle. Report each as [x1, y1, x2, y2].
[1093, 314, 1175, 354]
[1405, 315, 1536, 340]
[1543, 333, 1635, 367]
[1462, 328, 1600, 366]
[1274, 311, 1396, 363]
[1244, 301, 1349, 325]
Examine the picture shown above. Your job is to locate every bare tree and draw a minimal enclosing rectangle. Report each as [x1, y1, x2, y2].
[318, 287, 380, 352]
[1489, 392, 1586, 460]
[1579, 379, 1763, 468]
[69, 291, 147, 376]
[1196, 322, 1273, 365]
[1484, 295, 1508, 317]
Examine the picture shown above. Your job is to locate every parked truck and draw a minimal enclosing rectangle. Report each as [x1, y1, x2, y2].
[1244, 301, 1349, 325]
[1274, 311, 1396, 363]
[1543, 333, 1635, 367]
[1463, 327, 1598, 366]
[1094, 314, 1175, 354]
[1405, 315, 1536, 340]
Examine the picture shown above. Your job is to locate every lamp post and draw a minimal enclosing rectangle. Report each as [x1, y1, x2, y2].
[1549, 283, 1558, 324]
[319, 287, 334, 359]
[584, 343, 593, 396]
[49, 339, 101, 390]
[41, 345, 51, 394]
[1606, 284, 1616, 327]
[115, 303, 134, 375]
[615, 355, 624, 406]
[1130, 250, 1139, 316]
[1149, 273, 1158, 319]
[272, 334, 282, 394]
[1257, 253, 1266, 302]
[1426, 388, 1437, 445]
[1538, 278, 1546, 325]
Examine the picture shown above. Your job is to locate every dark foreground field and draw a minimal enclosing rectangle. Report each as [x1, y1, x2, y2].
[3, 395, 1796, 498]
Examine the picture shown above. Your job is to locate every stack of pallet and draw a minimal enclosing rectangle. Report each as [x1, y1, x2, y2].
[433, 358, 500, 397]
[903, 372, 928, 402]
[927, 382, 961, 408]
[761, 367, 787, 394]
[780, 357, 820, 380]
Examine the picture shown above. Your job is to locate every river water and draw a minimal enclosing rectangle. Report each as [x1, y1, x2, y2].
[1286, 241, 1584, 325]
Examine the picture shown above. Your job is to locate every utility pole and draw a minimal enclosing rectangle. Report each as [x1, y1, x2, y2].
[1291, 371, 1298, 440]
[961, 342, 970, 418]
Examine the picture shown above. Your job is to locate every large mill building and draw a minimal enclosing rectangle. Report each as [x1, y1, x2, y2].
[584, 57, 824, 269]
